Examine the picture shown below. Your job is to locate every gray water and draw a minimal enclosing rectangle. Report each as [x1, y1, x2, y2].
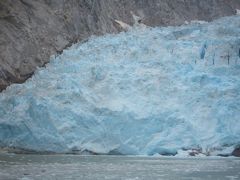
[0, 154, 239, 180]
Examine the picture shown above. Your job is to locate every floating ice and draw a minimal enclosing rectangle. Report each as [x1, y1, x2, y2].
[0, 15, 240, 156]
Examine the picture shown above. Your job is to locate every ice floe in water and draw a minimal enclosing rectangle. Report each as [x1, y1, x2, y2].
[0, 15, 240, 156]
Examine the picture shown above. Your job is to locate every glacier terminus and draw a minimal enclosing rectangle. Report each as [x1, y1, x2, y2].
[0, 15, 240, 156]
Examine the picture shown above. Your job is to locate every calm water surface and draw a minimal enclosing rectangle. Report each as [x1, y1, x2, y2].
[0, 154, 239, 180]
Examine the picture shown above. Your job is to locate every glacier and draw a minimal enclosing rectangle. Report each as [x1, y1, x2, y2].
[0, 15, 240, 156]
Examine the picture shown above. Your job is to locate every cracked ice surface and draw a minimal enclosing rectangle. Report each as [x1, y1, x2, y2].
[0, 15, 240, 155]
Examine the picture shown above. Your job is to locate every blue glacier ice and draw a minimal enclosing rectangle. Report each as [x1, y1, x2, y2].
[0, 15, 240, 156]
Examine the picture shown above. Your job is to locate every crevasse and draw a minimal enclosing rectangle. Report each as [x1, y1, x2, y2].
[0, 15, 240, 156]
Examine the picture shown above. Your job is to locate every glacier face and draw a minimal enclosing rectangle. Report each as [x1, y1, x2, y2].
[0, 15, 240, 156]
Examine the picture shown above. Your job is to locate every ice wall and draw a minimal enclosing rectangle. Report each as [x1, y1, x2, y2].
[0, 15, 240, 156]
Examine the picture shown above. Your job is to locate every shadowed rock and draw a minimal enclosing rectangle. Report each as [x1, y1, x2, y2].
[232, 147, 240, 157]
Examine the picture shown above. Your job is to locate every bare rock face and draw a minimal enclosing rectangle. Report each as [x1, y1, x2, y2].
[232, 148, 240, 157]
[0, 0, 240, 91]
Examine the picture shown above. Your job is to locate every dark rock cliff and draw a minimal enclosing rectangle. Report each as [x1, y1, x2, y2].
[0, 0, 240, 91]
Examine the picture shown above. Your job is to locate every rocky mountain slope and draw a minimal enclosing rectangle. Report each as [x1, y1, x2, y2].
[0, 0, 240, 91]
